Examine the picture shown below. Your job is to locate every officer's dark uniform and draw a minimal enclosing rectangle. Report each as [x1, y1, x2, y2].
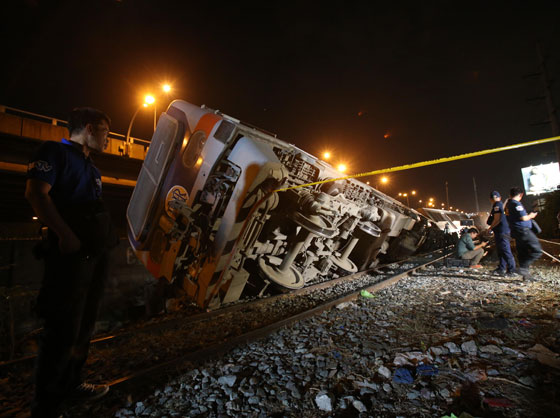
[505, 198, 542, 273]
[488, 199, 515, 273]
[28, 139, 117, 417]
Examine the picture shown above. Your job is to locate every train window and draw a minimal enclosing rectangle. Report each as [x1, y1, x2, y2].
[128, 114, 180, 240]
[182, 130, 207, 168]
[214, 120, 235, 143]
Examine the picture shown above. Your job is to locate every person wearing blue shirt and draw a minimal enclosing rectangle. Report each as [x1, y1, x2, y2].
[505, 186, 542, 280]
[26, 107, 117, 417]
[486, 191, 516, 276]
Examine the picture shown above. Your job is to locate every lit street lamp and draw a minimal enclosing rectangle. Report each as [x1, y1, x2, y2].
[398, 189, 417, 207]
[125, 95, 156, 152]
[126, 84, 174, 152]
[377, 176, 389, 192]
[152, 84, 173, 132]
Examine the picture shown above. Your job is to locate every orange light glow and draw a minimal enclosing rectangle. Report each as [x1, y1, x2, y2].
[337, 163, 347, 173]
[384, 132, 390, 139]
[162, 84, 172, 93]
[381, 176, 388, 183]
[144, 94, 155, 105]
[323, 151, 331, 160]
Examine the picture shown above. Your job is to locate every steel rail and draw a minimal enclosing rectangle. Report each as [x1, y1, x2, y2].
[538, 238, 560, 246]
[103, 250, 450, 396]
[541, 249, 560, 263]
[0, 248, 450, 369]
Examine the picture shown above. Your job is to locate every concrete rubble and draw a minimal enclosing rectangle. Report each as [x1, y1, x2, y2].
[114, 265, 560, 417]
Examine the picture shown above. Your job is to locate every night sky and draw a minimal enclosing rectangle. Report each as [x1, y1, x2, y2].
[2, 0, 560, 212]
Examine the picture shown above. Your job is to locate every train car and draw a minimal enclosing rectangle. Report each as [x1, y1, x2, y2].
[126, 100, 431, 309]
[417, 207, 471, 235]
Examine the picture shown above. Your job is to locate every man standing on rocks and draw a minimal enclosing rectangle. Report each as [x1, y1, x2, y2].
[486, 191, 516, 276]
[456, 227, 487, 268]
[26, 107, 118, 417]
[505, 187, 542, 280]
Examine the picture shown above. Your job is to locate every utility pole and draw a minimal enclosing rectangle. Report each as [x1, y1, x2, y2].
[525, 42, 560, 165]
[472, 177, 480, 213]
[445, 181, 449, 208]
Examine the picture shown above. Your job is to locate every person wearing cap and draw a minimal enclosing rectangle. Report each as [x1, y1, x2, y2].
[487, 191, 516, 276]
[505, 186, 542, 280]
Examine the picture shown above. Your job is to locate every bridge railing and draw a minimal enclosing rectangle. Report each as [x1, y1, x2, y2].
[0, 105, 149, 160]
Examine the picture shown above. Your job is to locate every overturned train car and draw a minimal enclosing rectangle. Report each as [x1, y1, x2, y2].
[127, 100, 431, 309]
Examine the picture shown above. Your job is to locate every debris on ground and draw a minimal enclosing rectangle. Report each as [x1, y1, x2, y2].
[108, 264, 560, 417]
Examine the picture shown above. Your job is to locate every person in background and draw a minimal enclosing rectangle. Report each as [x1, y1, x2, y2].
[486, 191, 516, 276]
[505, 187, 542, 280]
[25, 107, 117, 417]
[456, 227, 488, 268]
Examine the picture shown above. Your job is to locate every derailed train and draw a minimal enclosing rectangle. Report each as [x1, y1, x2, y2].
[126, 100, 436, 309]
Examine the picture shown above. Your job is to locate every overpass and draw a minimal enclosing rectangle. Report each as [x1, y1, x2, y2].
[0, 105, 148, 186]
[0, 105, 145, 227]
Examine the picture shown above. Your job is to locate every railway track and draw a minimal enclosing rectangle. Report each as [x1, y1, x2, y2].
[0, 248, 450, 369]
[111, 249, 450, 381]
[0, 248, 451, 416]
[77, 248, 450, 416]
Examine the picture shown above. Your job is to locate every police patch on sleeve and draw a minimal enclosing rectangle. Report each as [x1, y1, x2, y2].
[494, 206, 499, 211]
[28, 160, 53, 172]
[516, 205, 523, 211]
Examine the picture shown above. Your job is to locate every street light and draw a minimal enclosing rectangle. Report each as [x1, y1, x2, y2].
[398, 190, 417, 207]
[126, 95, 156, 153]
[403, 193, 410, 206]
[152, 84, 173, 131]
[337, 163, 347, 173]
[323, 151, 331, 160]
[376, 176, 389, 192]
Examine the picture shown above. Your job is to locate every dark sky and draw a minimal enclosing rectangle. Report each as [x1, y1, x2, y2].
[2, 0, 560, 212]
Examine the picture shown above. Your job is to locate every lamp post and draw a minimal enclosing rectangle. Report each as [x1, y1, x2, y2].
[398, 189, 416, 207]
[377, 176, 388, 191]
[152, 84, 173, 132]
[125, 95, 155, 154]
[125, 82, 173, 152]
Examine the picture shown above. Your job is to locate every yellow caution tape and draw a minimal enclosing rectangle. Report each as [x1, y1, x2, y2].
[276, 135, 560, 192]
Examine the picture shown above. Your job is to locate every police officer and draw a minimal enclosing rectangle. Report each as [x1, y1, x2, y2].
[487, 191, 516, 276]
[505, 186, 542, 280]
[25, 107, 117, 417]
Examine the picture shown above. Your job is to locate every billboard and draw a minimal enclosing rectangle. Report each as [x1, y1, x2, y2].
[521, 162, 560, 195]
